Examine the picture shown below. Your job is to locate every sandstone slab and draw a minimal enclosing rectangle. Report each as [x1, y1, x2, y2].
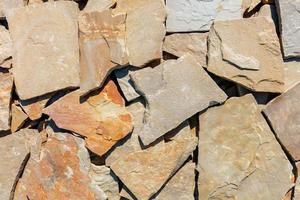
[83, 0, 116, 12]
[130, 54, 227, 145]
[11, 103, 27, 132]
[294, 162, 300, 199]
[43, 80, 133, 156]
[163, 33, 208, 68]
[166, 0, 243, 32]
[7, 1, 80, 100]
[276, 0, 300, 58]
[0, 72, 13, 131]
[208, 17, 284, 93]
[0, 0, 23, 18]
[115, 0, 166, 66]
[198, 94, 293, 199]
[284, 60, 300, 91]
[111, 122, 197, 200]
[0, 133, 29, 200]
[0, 26, 12, 65]
[263, 83, 300, 161]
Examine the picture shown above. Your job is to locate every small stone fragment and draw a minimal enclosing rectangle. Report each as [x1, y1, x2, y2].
[263, 83, 300, 161]
[7, 1, 80, 99]
[11, 103, 27, 132]
[163, 33, 208, 68]
[166, 0, 243, 32]
[0, 26, 12, 65]
[275, 0, 300, 58]
[0, 72, 13, 131]
[130, 54, 227, 145]
[43, 80, 133, 156]
[208, 17, 284, 93]
[284, 60, 300, 91]
[83, 0, 116, 12]
[198, 94, 294, 199]
[111, 122, 197, 200]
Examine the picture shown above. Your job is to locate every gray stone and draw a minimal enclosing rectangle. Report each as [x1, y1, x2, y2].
[166, 0, 243, 32]
[130, 54, 227, 145]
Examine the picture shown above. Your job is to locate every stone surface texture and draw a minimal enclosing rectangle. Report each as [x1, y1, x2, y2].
[131, 54, 227, 145]
[284, 60, 300, 91]
[0, 72, 13, 131]
[7, 1, 80, 100]
[11, 103, 27, 132]
[208, 17, 284, 93]
[198, 94, 294, 200]
[83, 0, 116, 12]
[0, 25, 12, 65]
[0, 0, 23, 18]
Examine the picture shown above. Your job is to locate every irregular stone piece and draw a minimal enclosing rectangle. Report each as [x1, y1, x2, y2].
[263, 83, 300, 161]
[111, 122, 197, 200]
[115, 67, 140, 102]
[83, 0, 116, 12]
[43, 80, 133, 156]
[90, 164, 120, 200]
[0, 26, 12, 65]
[130, 54, 227, 145]
[11, 103, 27, 132]
[7, 1, 80, 100]
[0, 58, 12, 69]
[0, 72, 13, 131]
[115, 0, 166, 66]
[79, 9, 127, 94]
[0, 0, 23, 18]
[284, 60, 300, 91]
[0, 133, 29, 200]
[198, 94, 294, 200]
[163, 33, 208, 68]
[14, 133, 99, 200]
[276, 0, 300, 58]
[208, 17, 284, 93]
[242, 0, 261, 13]
[294, 162, 300, 199]
[166, 0, 243, 32]
[154, 162, 195, 200]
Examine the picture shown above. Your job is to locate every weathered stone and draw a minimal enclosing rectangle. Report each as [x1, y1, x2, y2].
[284, 60, 300, 91]
[27, 0, 43, 5]
[7, 1, 80, 100]
[242, 0, 261, 13]
[90, 164, 120, 200]
[0, 58, 12, 69]
[208, 17, 284, 93]
[43, 80, 133, 156]
[79, 9, 127, 94]
[0, 72, 13, 131]
[0, 133, 29, 200]
[294, 162, 300, 199]
[11, 103, 27, 132]
[276, 0, 300, 58]
[198, 94, 294, 199]
[263, 83, 300, 161]
[106, 100, 144, 166]
[114, 67, 140, 102]
[115, 0, 166, 66]
[166, 0, 243, 32]
[83, 0, 116, 12]
[0, 26, 12, 65]
[14, 133, 99, 200]
[163, 33, 208, 68]
[17, 129, 42, 161]
[0, 0, 23, 18]
[130, 54, 227, 145]
[154, 162, 195, 200]
[111, 122, 197, 200]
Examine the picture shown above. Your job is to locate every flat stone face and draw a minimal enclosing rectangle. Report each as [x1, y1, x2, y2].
[263, 83, 300, 161]
[14, 133, 98, 200]
[284, 60, 300, 91]
[276, 0, 300, 58]
[163, 33, 208, 68]
[115, 0, 166, 66]
[11, 103, 27, 132]
[294, 162, 300, 199]
[208, 17, 284, 93]
[0, 133, 29, 200]
[111, 122, 197, 200]
[0, 0, 23, 18]
[166, 0, 243, 32]
[43, 80, 133, 156]
[0, 72, 13, 131]
[7, 1, 80, 100]
[83, 0, 116, 12]
[154, 162, 195, 200]
[130, 54, 227, 145]
[198, 95, 293, 200]
[0, 26, 12, 65]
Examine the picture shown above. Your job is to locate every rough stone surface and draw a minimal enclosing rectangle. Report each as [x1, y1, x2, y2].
[111, 122, 197, 200]
[0, 72, 13, 131]
[0, 133, 29, 200]
[208, 17, 284, 93]
[7, 1, 80, 100]
[115, 67, 140, 102]
[294, 162, 300, 199]
[43, 80, 133, 156]
[130, 54, 227, 145]
[166, 0, 243, 32]
[198, 94, 294, 200]
[11, 103, 27, 132]
[115, 0, 166, 66]
[263, 83, 300, 161]
[284, 60, 300, 91]
[0, 0, 23, 18]
[0, 26, 12, 65]
[163, 33, 208, 68]
[276, 0, 300, 58]
[14, 132, 99, 200]
[83, 0, 116, 12]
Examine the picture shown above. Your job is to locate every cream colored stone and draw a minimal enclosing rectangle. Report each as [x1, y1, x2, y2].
[0, 26, 12, 65]
[0, 0, 24, 18]
[284, 60, 300, 91]
[83, 0, 116, 12]
[0, 72, 12, 131]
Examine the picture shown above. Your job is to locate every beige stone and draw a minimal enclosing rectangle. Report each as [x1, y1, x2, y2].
[163, 33, 208, 68]
[208, 17, 284, 93]
[0, 26, 12, 65]
[0, 0, 24, 18]
[242, 0, 261, 12]
[115, 0, 166, 66]
[0, 72, 13, 131]
[7, 1, 80, 100]
[284, 60, 300, 91]
[198, 94, 294, 199]
[294, 162, 300, 199]
[0, 58, 11, 69]
[83, 0, 116, 12]
[11, 103, 27, 132]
